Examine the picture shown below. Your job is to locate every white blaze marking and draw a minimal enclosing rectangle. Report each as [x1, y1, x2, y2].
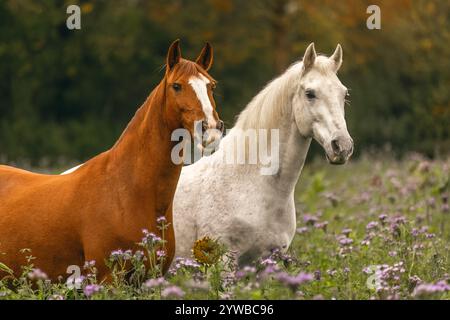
[188, 74, 216, 127]
[61, 164, 83, 175]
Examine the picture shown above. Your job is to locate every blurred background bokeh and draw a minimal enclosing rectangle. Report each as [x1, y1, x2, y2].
[0, 0, 448, 166]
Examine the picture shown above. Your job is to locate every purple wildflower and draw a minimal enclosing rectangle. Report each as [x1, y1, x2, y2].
[141, 229, 162, 247]
[261, 264, 280, 276]
[303, 214, 319, 226]
[314, 221, 328, 231]
[109, 249, 132, 261]
[168, 257, 201, 275]
[296, 227, 308, 234]
[161, 286, 185, 299]
[83, 284, 103, 297]
[338, 235, 353, 246]
[411, 228, 420, 237]
[378, 214, 388, 226]
[275, 272, 313, 291]
[110, 249, 124, 261]
[341, 228, 352, 236]
[409, 275, 422, 287]
[157, 216, 167, 224]
[143, 277, 167, 289]
[366, 221, 379, 230]
[260, 258, 277, 267]
[28, 268, 48, 281]
[133, 250, 145, 261]
[236, 266, 257, 279]
[157, 250, 166, 258]
[327, 269, 338, 277]
[185, 279, 210, 291]
[413, 281, 450, 297]
[388, 251, 397, 257]
[83, 260, 96, 269]
[362, 266, 374, 275]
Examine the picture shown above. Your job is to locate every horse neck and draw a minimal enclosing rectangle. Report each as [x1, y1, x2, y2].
[276, 115, 312, 195]
[101, 81, 181, 207]
[221, 67, 311, 197]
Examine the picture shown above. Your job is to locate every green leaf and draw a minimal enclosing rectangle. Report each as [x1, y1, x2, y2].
[0, 262, 14, 275]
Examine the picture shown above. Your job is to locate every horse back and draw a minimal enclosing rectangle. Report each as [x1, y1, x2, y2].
[0, 165, 42, 196]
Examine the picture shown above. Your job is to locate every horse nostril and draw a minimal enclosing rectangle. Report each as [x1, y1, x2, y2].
[331, 139, 340, 154]
[202, 121, 208, 132]
[216, 120, 224, 133]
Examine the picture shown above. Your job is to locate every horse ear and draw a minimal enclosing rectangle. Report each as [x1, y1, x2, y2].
[196, 42, 213, 71]
[166, 39, 182, 71]
[330, 44, 343, 72]
[302, 43, 316, 72]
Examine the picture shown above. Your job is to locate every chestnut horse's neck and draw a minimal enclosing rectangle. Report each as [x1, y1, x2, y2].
[86, 77, 182, 215]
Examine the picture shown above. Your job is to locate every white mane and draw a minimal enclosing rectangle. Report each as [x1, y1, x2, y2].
[234, 55, 335, 131]
[234, 62, 302, 130]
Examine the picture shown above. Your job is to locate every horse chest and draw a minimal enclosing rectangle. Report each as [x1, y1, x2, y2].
[208, 186, 296, 257]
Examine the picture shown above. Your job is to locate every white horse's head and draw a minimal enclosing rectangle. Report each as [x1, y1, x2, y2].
[293, 43, 353, 164]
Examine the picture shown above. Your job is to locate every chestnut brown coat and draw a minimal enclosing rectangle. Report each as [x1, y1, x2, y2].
[0, 40, 221, 281]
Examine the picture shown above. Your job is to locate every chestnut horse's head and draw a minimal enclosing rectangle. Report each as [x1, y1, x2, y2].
[164, 40, 223, 147]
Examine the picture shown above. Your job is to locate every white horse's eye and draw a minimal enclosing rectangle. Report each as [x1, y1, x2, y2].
[305, 89, 316, 100]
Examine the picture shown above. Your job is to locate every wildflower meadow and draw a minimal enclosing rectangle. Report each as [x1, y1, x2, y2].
[0, 154, 448, 300]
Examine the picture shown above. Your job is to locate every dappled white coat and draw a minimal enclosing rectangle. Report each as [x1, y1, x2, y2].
[173, 44, 351, 264]
[173, 62, 312, 265]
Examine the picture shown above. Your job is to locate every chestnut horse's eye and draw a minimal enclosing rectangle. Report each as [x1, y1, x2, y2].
[172, 83, 182, 92]
[305, 89, 316, 100]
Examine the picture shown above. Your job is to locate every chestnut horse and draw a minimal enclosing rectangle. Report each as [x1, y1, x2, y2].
[0, 40, 223, 281]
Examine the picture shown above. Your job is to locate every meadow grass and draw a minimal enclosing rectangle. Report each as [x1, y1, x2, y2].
[0, 154, 449, 300]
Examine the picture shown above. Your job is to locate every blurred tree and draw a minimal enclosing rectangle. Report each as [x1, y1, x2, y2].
[0, 0, 448, 165]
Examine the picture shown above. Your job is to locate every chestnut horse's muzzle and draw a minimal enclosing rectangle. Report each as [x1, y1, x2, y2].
[202, 119, 224, 133]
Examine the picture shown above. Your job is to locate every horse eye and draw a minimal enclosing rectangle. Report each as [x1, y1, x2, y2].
[305, 90, 316, 100]
[172, 83, 182, 92]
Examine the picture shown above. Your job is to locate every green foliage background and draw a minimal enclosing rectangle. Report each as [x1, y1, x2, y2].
[0, 0, 448, 165]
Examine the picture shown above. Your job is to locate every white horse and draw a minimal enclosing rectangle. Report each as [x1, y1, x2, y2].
[173, 43, 354, 265]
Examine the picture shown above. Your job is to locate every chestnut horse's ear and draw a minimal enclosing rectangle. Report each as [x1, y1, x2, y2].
[195, 42, 213, 71]
[166, 39, 181, 71]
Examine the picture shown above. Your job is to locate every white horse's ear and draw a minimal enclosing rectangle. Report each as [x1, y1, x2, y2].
[303, 43, 316, 72]
[330, 44, 343, 72]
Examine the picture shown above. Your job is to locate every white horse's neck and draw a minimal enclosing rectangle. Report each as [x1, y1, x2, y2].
[216, 62, 311, 197]
[275, 118, 311, 195]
